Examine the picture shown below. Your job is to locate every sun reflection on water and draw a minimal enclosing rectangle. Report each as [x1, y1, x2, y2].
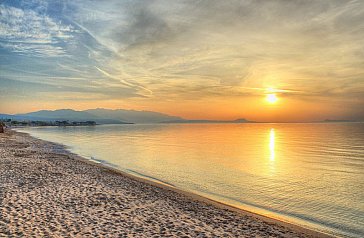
[17, 124, 364, 237]
[269, 128, 275, 161]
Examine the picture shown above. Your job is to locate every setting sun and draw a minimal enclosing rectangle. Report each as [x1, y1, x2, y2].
[266, 94, 278, 104]
[1, 1, 364, 237]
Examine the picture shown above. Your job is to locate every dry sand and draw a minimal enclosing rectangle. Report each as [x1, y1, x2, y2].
[0, 130, 330, 237]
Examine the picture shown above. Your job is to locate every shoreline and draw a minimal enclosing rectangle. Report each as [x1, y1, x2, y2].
[79, 155, 334, 238]
[1, 129, 333, 237]
[73, 147, 333, 238]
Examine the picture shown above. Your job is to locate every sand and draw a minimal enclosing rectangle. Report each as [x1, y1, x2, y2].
[0, 129, 330, 237]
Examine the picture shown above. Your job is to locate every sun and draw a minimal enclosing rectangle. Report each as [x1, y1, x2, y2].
[266, 93, 278, 104]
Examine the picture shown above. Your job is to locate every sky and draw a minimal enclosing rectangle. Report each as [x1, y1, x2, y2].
[1, 0, 364, 122]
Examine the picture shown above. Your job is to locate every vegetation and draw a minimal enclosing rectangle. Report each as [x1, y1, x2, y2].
[0, 121, 4, 133]
[0, 119, 96, 127]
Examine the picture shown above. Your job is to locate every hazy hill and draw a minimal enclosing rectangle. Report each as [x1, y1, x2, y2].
[0, 113, 60, 122]
[162, 118, 253, 123]
[15, 109, 127, 124]
[9, 108, 182, 124]
[18, 109, 98, 121]
[1, 109, 256, 124]
[85, 108, 183, 124]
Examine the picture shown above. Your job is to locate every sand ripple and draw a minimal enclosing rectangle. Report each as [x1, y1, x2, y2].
[0, 130, 326, 237]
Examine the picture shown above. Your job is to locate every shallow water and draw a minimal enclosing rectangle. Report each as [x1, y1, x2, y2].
[18, 123, 364, 237]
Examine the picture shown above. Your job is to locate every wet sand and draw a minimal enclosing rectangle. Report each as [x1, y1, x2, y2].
[0, 129, 331, 237]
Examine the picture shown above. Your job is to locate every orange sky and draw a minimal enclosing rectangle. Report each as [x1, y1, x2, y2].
[1, 0, 364, 122]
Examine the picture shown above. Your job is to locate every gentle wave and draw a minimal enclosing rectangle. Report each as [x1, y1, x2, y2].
[18, 123, 364, 237]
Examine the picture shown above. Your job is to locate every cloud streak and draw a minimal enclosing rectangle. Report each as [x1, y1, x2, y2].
[95, 66, 153, 96]
[0, 4, 75, 56]
[1, 0, 364, 120]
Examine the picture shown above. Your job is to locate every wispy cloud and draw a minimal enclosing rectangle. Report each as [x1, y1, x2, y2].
[76, 0, 364, 99]
[1, 0, 364, 119]
[0, 4, 75, 56]
[95, 66, 153, 96]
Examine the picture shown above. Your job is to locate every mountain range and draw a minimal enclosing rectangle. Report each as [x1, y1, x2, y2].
[0, 109, 253, 124]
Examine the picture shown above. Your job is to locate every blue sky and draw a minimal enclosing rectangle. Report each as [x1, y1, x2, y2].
[1, 0, 364, 121]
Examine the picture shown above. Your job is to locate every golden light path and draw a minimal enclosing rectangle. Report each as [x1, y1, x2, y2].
[269, 128, 275, 161]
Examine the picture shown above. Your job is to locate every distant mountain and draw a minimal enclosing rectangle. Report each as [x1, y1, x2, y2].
[0, 113, 16, 119]
[18, 109, 98, 121]
[85, 108, 183, 124]
[0, 113, 51, 121]
[4, 108, 183, 124]
[232, 118, 251, 123]
[14, 109, 129, 124]
[1, 109, 255, 124]
[162, 118, 254, 124]
[322, 119, 357, 123]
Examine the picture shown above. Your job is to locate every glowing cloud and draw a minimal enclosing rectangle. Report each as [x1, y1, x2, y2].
[0, 0, 364, 121]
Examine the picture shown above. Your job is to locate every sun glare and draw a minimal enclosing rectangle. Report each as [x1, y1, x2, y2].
[266, 93, 278, 104]
[269, 128, 275, 161]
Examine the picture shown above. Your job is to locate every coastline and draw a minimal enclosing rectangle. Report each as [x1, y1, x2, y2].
[0, 129, 333, 237]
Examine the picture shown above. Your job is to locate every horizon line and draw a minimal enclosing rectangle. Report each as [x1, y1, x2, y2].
[0, 108, 363, 124]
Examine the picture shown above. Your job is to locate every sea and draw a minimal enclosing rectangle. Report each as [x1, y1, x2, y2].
[17, 123, 364, 237]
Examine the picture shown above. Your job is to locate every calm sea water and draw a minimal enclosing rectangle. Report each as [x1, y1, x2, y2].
[18, 123, 364, 237]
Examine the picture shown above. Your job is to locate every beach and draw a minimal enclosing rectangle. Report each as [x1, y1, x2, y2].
[0, 129, 329, 237]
